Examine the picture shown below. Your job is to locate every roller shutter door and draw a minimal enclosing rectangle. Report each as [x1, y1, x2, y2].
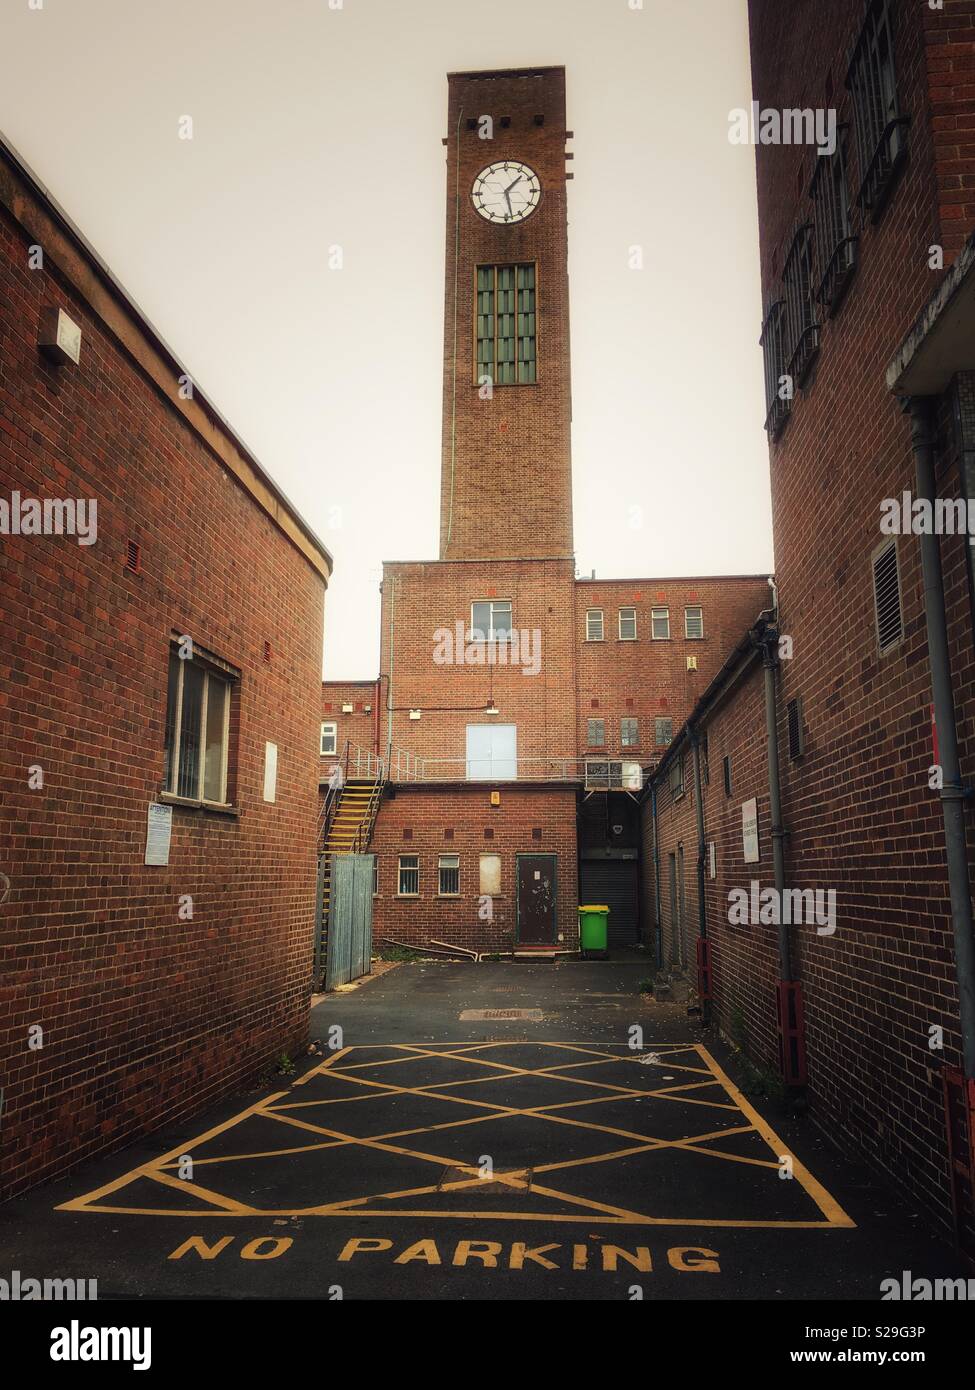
[579, 860, 639, 946]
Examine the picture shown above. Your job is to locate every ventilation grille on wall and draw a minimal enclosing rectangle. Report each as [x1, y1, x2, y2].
[873, 539, 903, 654]
[787, 697, 805, 761]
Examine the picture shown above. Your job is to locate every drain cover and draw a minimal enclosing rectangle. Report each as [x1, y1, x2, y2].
[459, 1008, 543, 1021]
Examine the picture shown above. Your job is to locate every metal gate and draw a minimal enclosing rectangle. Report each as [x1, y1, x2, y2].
[322, 853, 374, 990]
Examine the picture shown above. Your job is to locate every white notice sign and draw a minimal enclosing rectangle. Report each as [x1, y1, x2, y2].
[145, 803, 172, 866]
[742, 798, 759, 864]
[263, 742, 278, 802]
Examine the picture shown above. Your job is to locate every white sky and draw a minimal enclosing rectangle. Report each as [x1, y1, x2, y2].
[1, 0, 773, 678]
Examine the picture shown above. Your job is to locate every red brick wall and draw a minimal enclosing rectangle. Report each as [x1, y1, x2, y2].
[379, 557, 577, 770]
[0, 152, 327, 1199]
[735, 0, 975, 1229]
[574, 577, 770, 761]
[924, 0, 975, 260]
[320, 680, 379, 779]
[370, 785, 579, 953]
[440, 67, 573, 561]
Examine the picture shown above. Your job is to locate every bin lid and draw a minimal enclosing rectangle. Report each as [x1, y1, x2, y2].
[578, 904, 610, 913]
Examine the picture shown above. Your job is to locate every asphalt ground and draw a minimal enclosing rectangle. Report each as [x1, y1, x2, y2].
[0, 959, 969, 1304]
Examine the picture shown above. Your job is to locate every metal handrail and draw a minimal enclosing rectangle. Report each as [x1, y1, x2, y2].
[384, 756, 653, 784]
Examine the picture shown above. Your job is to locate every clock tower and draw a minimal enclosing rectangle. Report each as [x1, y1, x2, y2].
[439, 66, 573, 561]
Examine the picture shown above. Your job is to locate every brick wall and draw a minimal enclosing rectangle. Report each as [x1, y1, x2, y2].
[320, 680, 379, 778]
[574, 576, 770, 761]
[370, 784, 579, 953]
[0, 145, 328, 1199]
[439, 67, 573, 561]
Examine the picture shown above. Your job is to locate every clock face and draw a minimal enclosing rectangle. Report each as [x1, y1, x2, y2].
[471, 161, 541, 224]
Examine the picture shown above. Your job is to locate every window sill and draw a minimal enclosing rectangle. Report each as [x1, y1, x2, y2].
[616, 638, 638, 643]
[158, 792, 238, 818]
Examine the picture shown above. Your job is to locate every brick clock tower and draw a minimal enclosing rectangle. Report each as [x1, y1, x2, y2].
[439, 67, 573, 561]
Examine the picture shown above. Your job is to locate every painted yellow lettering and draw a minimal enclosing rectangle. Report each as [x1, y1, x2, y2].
[572, 1244, 588, 1270]
[338, 1238, 394, 1262]
[240, 1237, 293, 1260]
[509, 1242, 560, 1270]
[452, 1240, 501, 1268]
[394, 1240, 441, 1266]
[668, 1246, 720, 1273]
[601, 1245, 652, 1272]
[167, 1236, 234, 1261]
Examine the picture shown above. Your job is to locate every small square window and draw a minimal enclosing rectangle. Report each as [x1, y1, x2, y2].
[586, 609, 604, 641]
[398, 855, 419, 896]
[651, 607, 670, 640]
[618, 607, 637, 640]
[438, 854, 460, 896]
[471, 599, 513, 641]
[684, 606, 704, 640]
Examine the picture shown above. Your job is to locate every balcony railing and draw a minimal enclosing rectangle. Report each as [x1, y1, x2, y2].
[385, 755, 655, 787]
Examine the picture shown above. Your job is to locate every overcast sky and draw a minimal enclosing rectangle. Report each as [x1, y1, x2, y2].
[2, 0, 772, 678]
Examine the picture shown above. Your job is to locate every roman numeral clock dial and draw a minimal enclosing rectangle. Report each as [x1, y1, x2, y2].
[471, 160, 541, 224]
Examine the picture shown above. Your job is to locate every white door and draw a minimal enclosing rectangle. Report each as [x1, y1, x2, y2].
[466, 724, 517, 780]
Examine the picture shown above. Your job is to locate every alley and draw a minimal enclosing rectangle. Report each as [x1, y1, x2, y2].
[0, 962, 964, 1302]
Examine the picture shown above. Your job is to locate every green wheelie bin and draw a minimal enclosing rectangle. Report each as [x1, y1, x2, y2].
[579, 904, 610, 960]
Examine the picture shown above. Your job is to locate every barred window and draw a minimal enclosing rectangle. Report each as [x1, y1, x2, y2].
[475, 264, 536, 386]
[621, 717, 640, 747]
[654, 716, 672, 746]
[438, 854, 460, 896]
[684, 606, 704, 640]
[847, 0, 909, 215]
[651, 607, 670, 640]
[586, 609, 604, 641]
[810, 130, 857, 312]
[760, 298, 791, 439]
[618, 607, 637, 640]
[587, 718, 605, 747]
[782, 224, 819, 387]
[398, 855, 419, 896]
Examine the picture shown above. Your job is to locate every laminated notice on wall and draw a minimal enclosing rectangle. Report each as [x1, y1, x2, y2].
[741, 798, 760, 864]
[145, 803, 172, 866]
[263, 742, 278, 803]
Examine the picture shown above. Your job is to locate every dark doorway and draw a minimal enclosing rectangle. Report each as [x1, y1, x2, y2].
[516, 854, 557, 944]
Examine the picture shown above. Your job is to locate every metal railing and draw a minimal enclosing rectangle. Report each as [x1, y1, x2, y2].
[385, 756, 655, 786]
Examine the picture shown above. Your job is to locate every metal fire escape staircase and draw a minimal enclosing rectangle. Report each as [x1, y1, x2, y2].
[316, 743, 386, 958]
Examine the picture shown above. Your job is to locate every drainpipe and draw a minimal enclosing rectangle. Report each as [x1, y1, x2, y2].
[908, 398, 975, 1080]
[690, 725, 711, 1023]
[385, 578, 396, 773]
[651, 783, 662, 969]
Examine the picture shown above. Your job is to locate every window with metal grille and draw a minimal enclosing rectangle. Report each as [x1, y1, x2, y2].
[782, 224, 819, 387]
[760, 299, 791, 438]
[163, 644, 235, 805]
[471, 600, 513, 641]
[320, 721, 337, 756]
[621, 717, 639, 747]
[651, 607, 670, 640]
[438, 854, 460, 896]
[669, 756, 684, 799]
[654, 716, 672, 746]
[847, 0, 909, 216]
[618, 607, 637, 640]
[475, 264, 536, 385]
[872, 538, 904, 654]
[587, 718, 605, 746]
[787, 697, 805, 761]
[723, 754, 732, 797]
[398, 855, 419, 896]
[585, 760, 624, 790]
[684, 605, 704, 640]
[810, 129, 858, 312]
[586, 609, 604, 641]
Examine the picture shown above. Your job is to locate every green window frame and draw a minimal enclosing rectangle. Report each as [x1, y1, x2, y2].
[475, 264, 536, 386]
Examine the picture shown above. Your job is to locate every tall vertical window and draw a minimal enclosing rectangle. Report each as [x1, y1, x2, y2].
[782, 224, 819, 387]
[618, 607, 637, 640]
[320, 721, 337, 756]
[163, 646, 234, 804]
[398, 855, 419, 896]
[587, 718, 605, 747]
[810, 130, 857, 312]
[438, 854, 460, 896]
[684, 606, 704, 639]
[621, 717, 640, 747]
[847, 0, 908, 215]
[651, 607, 670, 640]
[654, 716, 673, 746]
[586, 609, 604, 641]
[475, 264, 536, 385]
[760, 298, 790, 439]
